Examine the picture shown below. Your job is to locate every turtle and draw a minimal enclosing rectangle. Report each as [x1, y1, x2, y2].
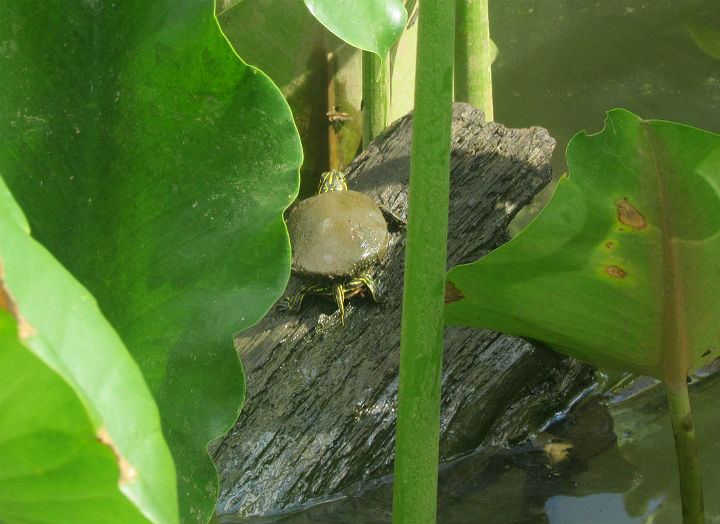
[280, 169, 402, 325]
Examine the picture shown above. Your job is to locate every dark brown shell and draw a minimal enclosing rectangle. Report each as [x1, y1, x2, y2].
[286, 190, 389, 279]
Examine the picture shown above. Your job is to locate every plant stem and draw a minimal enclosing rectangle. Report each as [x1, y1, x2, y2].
[666, 379, 704, 524]
[454, 0, 493, 120]
[391, 0, 454, 523]
[362, 51, 388, 148]
[327, 46, 340, 171]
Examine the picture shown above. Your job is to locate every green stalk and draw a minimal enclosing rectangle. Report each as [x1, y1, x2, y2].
[391, 1, 455, 523]
[454, 0, 493, 120]
[362, 51, 388, 148]
[666, 379, 704, 524]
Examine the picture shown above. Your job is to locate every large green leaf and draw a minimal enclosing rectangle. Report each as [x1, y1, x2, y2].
[303, 0, 407, 58]
[0, 179, 176, 522]
[0, 2, 302, 522]
[445, 109, 720, 382]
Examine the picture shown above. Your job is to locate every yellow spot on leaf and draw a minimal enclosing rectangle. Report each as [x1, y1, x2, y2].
[616, 198, 647, 230]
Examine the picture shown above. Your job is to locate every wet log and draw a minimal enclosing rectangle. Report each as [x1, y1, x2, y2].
[211, 103, 596, 517]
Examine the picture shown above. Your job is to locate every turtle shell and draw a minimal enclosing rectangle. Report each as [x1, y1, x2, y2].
[286, 190, 390, 279]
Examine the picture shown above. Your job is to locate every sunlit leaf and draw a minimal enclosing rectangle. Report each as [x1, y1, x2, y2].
[304, 0, 407, 58]
[446, 109, 720, 382]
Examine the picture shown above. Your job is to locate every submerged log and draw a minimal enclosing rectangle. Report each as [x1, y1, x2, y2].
[211, 103, 596, 517]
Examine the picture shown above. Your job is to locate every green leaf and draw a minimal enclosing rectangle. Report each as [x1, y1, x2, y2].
[0, 178, 176, 523]
[304, 0, 407, 58]
[0, 2, 302, 522]
[445, 109, 720, 382]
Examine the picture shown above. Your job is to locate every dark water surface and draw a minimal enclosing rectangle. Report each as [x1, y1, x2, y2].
[493, 0, 720, 172]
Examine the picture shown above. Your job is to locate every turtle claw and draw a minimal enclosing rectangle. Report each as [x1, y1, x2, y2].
[379, 204, 406, 230]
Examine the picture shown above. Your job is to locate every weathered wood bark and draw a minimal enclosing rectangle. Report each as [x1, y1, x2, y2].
[211, 103, 595, 517]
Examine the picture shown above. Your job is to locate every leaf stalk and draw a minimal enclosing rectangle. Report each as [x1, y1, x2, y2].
[362, 51, 389, 148]
[666, 379, 705, 524]
[453, 0, 493, 120]
[392, 0, 455, 522]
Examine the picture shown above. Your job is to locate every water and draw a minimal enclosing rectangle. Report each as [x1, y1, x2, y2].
[494, 0, 720, 166]
[499, 0, 720, 232]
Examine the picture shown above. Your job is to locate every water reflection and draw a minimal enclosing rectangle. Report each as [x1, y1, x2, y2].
[545, 493, 663, 524]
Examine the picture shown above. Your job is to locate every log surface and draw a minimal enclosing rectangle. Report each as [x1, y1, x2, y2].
[212, 103, 595, 517]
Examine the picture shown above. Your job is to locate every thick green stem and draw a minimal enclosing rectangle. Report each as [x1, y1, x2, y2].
[391, 1, 455, 523]
[454, 0, 493, 120]
[362, 51, 388, 148]
[666, 380, 704, 524]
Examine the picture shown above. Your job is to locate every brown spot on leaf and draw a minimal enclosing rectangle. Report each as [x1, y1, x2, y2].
[97, 426, 137, 485]
[0, 260, 37, 338]
[1, 260, 12, 313]
[616, 198, 647, 230]
[605, 265, 627, 279]
[605, 241, 615, 249]
[0, 287, 8, 312]
[702, 349, 711, 357]
[445, 281, 465, 304]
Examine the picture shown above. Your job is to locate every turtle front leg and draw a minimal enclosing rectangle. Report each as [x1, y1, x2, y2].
[356, 273, 382, 303]
[332, 282, 347, 325]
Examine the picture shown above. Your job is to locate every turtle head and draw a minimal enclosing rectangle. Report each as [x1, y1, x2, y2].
[318, 170, 348, 193]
